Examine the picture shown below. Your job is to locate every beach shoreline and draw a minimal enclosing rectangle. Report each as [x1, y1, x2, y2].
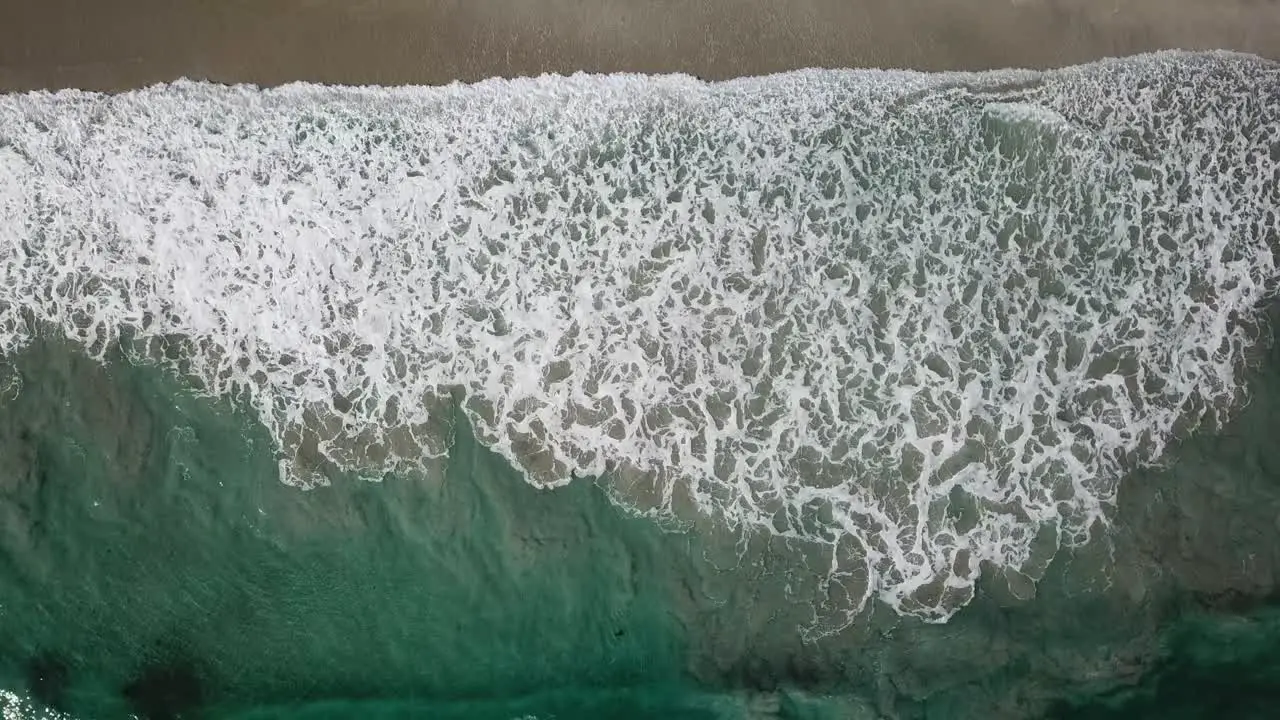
[1, 0, 1278, 92]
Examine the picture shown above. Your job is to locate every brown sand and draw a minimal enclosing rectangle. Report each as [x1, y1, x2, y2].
[0, 0, 1277, 92]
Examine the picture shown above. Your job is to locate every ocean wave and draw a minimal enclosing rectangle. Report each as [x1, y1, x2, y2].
[1, 51, 1277, 624]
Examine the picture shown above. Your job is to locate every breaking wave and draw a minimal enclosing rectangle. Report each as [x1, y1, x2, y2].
[1, 51, 1277, 624]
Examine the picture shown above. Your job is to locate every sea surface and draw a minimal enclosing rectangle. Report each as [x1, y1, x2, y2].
[0, 50, 1278, 719]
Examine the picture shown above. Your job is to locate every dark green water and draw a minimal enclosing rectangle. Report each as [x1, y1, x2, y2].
[3, 324, 1280, 719]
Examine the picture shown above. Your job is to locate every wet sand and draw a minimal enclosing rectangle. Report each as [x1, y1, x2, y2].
[0, 0, 1277, 92]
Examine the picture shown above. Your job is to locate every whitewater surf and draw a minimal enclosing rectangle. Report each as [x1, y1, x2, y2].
[0, 50, 1277, 625]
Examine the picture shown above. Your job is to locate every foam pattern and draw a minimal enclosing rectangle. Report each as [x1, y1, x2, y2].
[0, 690, 71, 720]
[1, 51, 1278, 622]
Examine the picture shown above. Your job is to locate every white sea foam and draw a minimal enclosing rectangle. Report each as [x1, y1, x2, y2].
[0, 51, 1277, 624]
[0, 690, 71, 720]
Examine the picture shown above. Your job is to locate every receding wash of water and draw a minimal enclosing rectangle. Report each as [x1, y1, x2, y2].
[0, 50, 1277, 719]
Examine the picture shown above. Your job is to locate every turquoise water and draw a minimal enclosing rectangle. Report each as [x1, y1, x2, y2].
[1, 50, 1279, 718]
[0, 337, 890, 719]
[3, 315, 1280, 718]
[0, 339, 698, 718]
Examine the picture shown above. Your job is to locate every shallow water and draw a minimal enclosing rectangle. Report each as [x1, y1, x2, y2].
[2, 316, 1280, 718]
[0, 338, 709, 718]
[3, 50, 1278, 624]
[1, 49, 1279, 718]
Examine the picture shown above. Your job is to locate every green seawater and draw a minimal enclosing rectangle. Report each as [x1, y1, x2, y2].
[3, 322, 1280, 719]
[0, 338, 702, 718]
[0, 337, 884, 719]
